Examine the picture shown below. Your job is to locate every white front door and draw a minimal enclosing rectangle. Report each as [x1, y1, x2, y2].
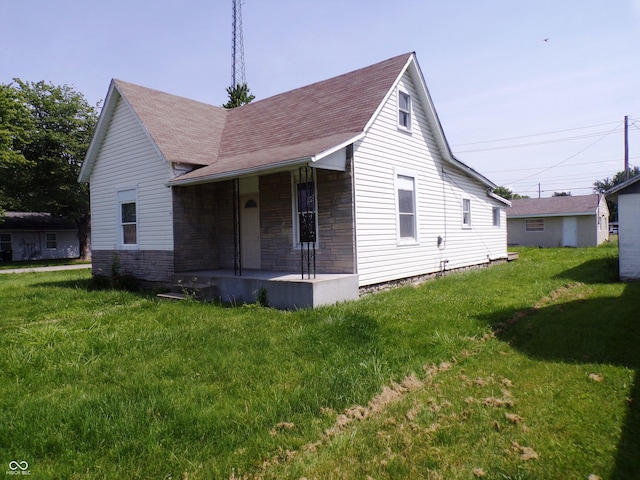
[562, 217, 578, 247]
[241, 195, 261, 269]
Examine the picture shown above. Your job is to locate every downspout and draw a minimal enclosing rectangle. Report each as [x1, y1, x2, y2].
[348, 144, 358, 277]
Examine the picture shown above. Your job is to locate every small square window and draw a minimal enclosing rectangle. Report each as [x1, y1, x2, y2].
[398, 91, 411, 130]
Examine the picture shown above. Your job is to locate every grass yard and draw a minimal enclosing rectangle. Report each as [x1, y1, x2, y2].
[1, 243, 638, 479]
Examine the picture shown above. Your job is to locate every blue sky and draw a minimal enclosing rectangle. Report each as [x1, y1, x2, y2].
[2, 0, 639, 197]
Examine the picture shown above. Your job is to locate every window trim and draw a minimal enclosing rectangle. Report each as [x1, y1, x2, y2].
[291, 170, 319, 249]
[395, 170, 418, 245]
[45, 232, 57, 250]
[398, 89, 412, 132]
[492, 207, 501, 228]
[117, 187, 139, 249]
[462, 198, 472, 228]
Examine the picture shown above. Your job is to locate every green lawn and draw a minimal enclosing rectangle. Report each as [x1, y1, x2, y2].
[0, 257, 90, 270]
[1, 243, 638, 479]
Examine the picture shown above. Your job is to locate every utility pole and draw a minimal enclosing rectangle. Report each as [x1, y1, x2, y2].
[538, 183, 541, 198]
[624, 115, 629, 180]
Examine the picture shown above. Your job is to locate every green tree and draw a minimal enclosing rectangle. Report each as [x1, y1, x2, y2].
[492, 186, 513, 200]
[593, 167, 640, 193]
[0, 84, 32, 218]
[222, 82, 255, 109]
[0, 80, 98, 258]
[493, 186, 529, 200]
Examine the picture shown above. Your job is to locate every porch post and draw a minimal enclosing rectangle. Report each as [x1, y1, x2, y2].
[233, 178, 242, 276]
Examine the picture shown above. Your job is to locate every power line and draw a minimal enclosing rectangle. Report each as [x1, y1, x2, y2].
[451, 120, 626, 147]
[506, 122, 623, 185]
[455, 129, 625, 153]
[482, 156, 636, 174]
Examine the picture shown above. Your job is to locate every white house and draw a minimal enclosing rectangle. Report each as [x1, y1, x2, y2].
[79, 52, 510, 308]
[506, 195, 610, 248]
[0, 212, 80, 262]
[606, 176, 640, 281]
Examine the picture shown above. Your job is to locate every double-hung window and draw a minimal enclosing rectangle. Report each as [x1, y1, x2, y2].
[45, 233, 57, 250]
[398, 90, 412, 131]
[462, 198, 471, 227]
[397, 174, 417, 243]
[0, 233, 11, 252]
[118, 188, 138, 247]
[492, 207, 501, 227]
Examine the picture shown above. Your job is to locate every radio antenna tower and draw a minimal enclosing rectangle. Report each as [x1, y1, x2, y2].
[231, 0, 246, 87]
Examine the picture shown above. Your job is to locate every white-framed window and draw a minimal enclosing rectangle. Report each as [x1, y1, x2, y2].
[45, 233, 57, 250]
[0, 233, 11, 252]
[396, 173, 417, 243]
[398, 90, 412, 131]
[492, 207, 501, 227]
[117, 188, 138, 247]
[462, 198, 471, 227]
[525, 218, 544, 232]
[292, 169, 318, 248]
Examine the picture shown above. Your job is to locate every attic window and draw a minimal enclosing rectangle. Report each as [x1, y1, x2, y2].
[398, 90, 412, 131]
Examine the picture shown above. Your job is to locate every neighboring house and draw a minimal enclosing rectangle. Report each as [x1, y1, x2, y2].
[79, 52, 510, 308]
[506, 195, 610, 248]
[0, 212, 80, 262]
[605, 175, 640, 281]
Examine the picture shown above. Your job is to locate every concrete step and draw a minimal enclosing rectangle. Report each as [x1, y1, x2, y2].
[157, 292, 190, 301]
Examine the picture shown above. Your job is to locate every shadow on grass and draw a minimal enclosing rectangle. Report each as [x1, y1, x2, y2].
[479, 255, 639, 479]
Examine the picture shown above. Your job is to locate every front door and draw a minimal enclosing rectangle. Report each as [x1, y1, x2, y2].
[241, 194, 261, 269]
[562, 217, 578, 247]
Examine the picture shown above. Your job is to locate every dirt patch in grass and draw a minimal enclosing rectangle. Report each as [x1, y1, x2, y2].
[493, 282, 585, 335]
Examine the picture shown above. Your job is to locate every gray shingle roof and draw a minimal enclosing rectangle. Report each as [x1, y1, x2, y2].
[507, 194, 602, 217]
[114, 53, 413, 183]
[0, 212, 76, 231]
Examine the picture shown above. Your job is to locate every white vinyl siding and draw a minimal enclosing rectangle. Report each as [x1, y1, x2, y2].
[89, 96, 174, 251]
[353, 71, 507, 286]
[618, 193, 640, 280]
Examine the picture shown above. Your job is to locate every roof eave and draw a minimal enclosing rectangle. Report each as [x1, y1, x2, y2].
[78, 80, 119, 183]
[168, 156, 313, 187]
[508, 211, 595, 218]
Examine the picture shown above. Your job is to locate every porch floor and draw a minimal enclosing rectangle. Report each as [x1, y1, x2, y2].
[168, 269, 360, 309]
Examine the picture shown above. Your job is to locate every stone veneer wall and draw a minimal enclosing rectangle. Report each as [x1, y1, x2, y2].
[259, 168, 356, 274]
[172, 181, 235, 272]
[91, 249, 174, 284]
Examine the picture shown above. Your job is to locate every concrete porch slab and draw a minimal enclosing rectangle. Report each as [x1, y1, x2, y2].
[170, 270, 359, 309]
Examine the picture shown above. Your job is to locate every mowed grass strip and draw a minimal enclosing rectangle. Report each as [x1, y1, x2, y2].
[1, 243, 638, 479]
